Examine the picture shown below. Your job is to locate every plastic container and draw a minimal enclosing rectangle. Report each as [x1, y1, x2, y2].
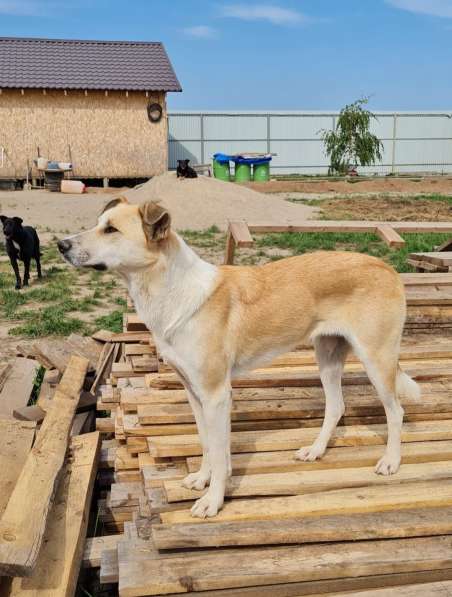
[253, 161, 270, 182]
[213, 158, 231, 181]
[234, 162, 251, 183]
[61, 180, 85, 194]
[37, 157, 48, 170]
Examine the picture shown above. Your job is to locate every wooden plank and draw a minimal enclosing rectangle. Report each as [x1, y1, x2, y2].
[0, 363, 12, 393]
[164, 460, 452, 502]
[100, 548, 119, 584]
[0, 420, 36, 516]
[186, 439, 452, 476]
[0, 355, 89, 577]
[325, 581, 452, 596]
[5, 432, 100, 596]
[401, 273, 452, 285]
[145, 365, 452, 391]
[148, 419, 452, 458]
[152, 505, 452, 550]
[12, 405, 45, 423]
[376, 224, 405, 248]
[161, 479, 452, 525]
[82, 534, 122, 568]
[117, 535, 452, 596]
[229, 221, 254, 247]
[0, 358, 37, 419]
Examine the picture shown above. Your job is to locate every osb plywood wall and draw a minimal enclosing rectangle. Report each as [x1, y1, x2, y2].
[0, 89, 168, 178]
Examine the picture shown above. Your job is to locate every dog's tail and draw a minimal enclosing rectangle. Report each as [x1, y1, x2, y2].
[396, 366, 421, 402]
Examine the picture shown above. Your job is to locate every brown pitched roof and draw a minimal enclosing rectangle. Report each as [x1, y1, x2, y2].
[0, 37, 182, 91]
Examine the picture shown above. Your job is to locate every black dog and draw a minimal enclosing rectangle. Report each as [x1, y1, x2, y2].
[1, 215, 42, 289]
[176, 159, 198, 179]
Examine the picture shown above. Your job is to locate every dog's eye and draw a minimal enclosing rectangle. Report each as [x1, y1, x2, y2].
[104, 225, 118, 234]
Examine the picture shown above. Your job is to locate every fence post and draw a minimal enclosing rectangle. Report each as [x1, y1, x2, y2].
[200, 114, 205, 165]
[266, 114, 271, 154]
[391, 113, 398, 174]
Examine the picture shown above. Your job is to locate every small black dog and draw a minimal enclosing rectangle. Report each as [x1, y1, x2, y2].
[176, 159, 198, 179]
[1, 215, 42, 289]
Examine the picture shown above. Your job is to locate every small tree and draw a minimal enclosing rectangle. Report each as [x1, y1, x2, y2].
[320, 97, 383, 175]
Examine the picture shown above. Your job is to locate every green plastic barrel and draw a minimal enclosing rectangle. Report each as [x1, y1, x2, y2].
[213, 159, 230, 181]
[234, 162, 251, 182]
[253, 162, 270, 182]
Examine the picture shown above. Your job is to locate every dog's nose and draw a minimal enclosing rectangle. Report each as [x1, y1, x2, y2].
[57, 239, 72, 254]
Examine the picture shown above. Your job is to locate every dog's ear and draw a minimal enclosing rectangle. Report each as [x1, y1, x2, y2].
[0, 215, 7, 223]
[139, 202, 171, 244]
[101, 196, 128, 215]
[184, 159, 190, 165]
[13, 217, 23, 225]
[177, 160, 182, 165]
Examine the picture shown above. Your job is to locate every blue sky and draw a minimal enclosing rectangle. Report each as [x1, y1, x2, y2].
[1, 0, 452, 110]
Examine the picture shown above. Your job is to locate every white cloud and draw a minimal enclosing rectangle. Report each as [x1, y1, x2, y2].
[0, 0, 50, 16]
[221, 4, 305, 25]
[183, 25, 218, 39]
[385, 0, 452, 18]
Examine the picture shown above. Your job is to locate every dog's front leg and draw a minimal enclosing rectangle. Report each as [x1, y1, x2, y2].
[190, 384, 232, 519]
[182, 390, 211, 490]
[9, 255, 21, 289]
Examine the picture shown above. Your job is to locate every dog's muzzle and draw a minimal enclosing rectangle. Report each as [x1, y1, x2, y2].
[57, 239, 72, 254]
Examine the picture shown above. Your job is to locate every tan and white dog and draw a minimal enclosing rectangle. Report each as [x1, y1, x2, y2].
[58, 197, 420, 518]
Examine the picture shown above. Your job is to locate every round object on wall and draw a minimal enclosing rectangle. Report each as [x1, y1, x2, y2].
[147, 102, 163, 123]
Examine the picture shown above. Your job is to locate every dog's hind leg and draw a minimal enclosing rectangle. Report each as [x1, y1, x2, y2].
[35, 236, 42, 278]
[295, 335, 349, 462]
[358, 346, 404, 475]
[190, 382, 232, 518]
[23, 256, 31, 286]
[182, 389, 212, 491]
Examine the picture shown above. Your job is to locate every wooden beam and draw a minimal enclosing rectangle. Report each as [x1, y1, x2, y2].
[161, 479, 452, 525]
[0, 355, 89, 577]
[153, 505, 452, 550]
[148, 419, 452, 458]
[376, 224, 405, 248]
[118, 535, 452, 596]
[164, 460, 452, 502]
[82, 534, 122, 568]
[6, 432, 100, 595]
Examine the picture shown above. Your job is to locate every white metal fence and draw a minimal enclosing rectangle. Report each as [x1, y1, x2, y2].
[168, 111, 452, 175]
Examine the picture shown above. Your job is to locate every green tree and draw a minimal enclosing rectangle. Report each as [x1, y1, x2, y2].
[320, 97, 383, 175]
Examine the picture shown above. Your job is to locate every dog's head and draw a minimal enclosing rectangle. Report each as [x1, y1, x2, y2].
[0, 215, 23, 240]
[177, 159, 190, 171]
[57, 197, 171, 272]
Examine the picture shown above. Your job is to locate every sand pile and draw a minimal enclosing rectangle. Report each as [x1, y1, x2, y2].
[124, 171, 317, 230]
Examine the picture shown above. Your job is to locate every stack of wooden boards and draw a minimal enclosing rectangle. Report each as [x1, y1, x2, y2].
[90, 272, 452, 596]
[0, 330, 126, 595]
[408, 251, 452, 273]
[0, 355, 99, 595]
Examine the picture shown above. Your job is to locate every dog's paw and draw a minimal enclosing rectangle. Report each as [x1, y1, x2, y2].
[375, 453, 401, 475]
[15, 284, 21, 290]
[182, 470, 211, 491]
[190, 492, 223, 519]
[295, 443, 325, 462]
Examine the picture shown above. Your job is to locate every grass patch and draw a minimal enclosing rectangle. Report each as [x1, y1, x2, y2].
[9, 305, 88, 337]
[29, 366, 45, 405]
[94, 309, 124, 333]
[180, 225, 225, 249]
[256, 231, 452, 272]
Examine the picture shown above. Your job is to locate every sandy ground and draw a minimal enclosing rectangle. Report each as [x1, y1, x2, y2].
[0, 172, 318, 239]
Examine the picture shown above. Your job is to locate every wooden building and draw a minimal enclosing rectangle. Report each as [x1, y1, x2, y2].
[0, 37, 181, 184]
